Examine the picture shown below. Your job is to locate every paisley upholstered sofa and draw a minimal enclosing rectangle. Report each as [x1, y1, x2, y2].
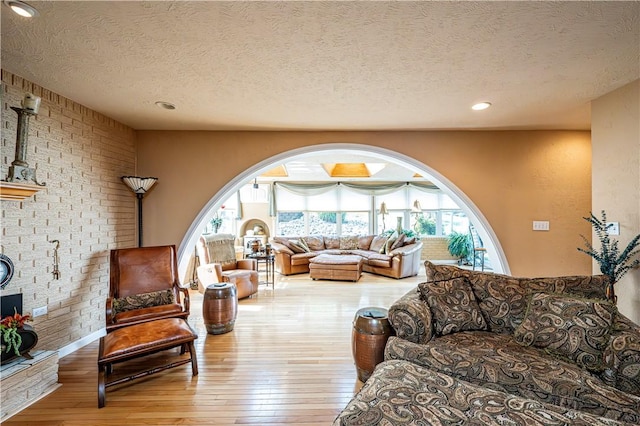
[271, 234, 423, 279]
[334, 261, 640, 425]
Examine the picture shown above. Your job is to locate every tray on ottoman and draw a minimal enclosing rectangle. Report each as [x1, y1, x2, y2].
[309, 254, 363, 282]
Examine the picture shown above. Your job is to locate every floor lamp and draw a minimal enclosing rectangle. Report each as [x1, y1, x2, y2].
[121, 176, 158, 247]
[379, 202, 389, 232]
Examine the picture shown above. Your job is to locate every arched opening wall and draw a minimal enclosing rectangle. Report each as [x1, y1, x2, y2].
[136, 130, 594, 280]
[177, 143, 508, 278]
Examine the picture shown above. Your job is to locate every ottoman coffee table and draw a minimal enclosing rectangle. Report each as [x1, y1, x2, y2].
[309, 254, 363, 282]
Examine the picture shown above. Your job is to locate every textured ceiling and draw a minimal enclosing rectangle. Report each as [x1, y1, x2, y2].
[1, 1, 639, 132]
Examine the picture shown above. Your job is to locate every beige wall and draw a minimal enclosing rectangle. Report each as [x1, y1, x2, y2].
[592, 79, 640, 322]
[137, 130, 593, 278]
[1, 71, 137, 353]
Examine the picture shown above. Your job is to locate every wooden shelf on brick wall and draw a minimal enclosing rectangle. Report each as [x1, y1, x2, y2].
[0, 181, 45, 201]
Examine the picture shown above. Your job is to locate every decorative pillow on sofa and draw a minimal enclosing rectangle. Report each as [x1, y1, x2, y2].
[389, 233, 406, 251]
[370, 235, 388, 253]
[384, 231, 399, 254]
[112, 289, 175, 315]
[514, 292, 616, 372]
[288, 239, 310, 253]
[418, 277, 488, 336]
[340, 236, 359, 250]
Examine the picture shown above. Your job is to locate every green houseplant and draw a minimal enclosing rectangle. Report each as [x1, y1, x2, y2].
[448, 231, 472, 265]
[1, 308, 32, 356]
[578, 210, 640, 302]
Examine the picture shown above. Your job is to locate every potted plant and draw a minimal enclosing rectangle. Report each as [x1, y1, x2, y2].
[578, 210, 640, 302]
[1, 308, 32, 357]
[447, 231, 472, 265]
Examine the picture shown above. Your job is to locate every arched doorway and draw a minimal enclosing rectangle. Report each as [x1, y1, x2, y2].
[177, 143, 509, 277]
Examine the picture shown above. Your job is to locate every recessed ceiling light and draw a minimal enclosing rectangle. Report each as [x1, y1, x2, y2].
[4, 0, 39, 17]
[155, 101, 176, 110]
[472, 102, 492, 111]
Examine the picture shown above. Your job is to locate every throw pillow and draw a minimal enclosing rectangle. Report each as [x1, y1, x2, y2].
[418, 277, 488, 336]
[384, 231, 399, 254]
[389, 233, 406, 251]
[288, 239, 309, 253]
[112, 289, 175, 315]
[514, 292, 616, 372]
[340, 235, 359, 250]
[369, 235, 388, 253]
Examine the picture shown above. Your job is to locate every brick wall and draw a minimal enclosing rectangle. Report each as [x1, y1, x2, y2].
[1, 70, 136, 351]
[420, 236, 457, 261]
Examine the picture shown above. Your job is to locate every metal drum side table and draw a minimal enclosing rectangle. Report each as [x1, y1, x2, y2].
[203, 283, 238, 335]
[351, 307, 395, 382]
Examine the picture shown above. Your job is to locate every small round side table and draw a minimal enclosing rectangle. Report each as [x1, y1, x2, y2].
[203, 283, 238, 334]
[351, 307, 395, 382]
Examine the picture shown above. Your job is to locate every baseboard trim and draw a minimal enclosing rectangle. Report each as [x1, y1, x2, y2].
[58, 328, 105, 358]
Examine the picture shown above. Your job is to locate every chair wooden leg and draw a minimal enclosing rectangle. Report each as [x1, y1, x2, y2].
[188, 341, 198, 376]
[98, 365, 106, 408]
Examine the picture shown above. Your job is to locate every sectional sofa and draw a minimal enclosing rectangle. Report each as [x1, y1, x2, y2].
[270, 234, 423, 279]
[334, 261, 640, 425]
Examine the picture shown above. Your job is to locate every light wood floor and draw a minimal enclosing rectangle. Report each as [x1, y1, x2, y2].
[3, 269, 424, 426]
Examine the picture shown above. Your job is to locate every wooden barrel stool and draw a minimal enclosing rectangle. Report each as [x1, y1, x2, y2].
[203, 283, 238, 334]
[352, 307, 395, 382]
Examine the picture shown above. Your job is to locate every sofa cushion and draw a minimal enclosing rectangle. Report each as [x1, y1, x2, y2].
[514, 292, 616, 372]
[112, 289, 175, 315]
[324, 236, 340, 249]
[356, 235, 374, 250]
[287, 239, 310, 253]
[302, 235, 325, 251]
[290, 252, 317, 265]
[366, 252, 392, 268]
[339, 235, 359, 250]
[418, 278, 488, 336]
[384, 333, 640, 423]
[369, 235, 388, 253]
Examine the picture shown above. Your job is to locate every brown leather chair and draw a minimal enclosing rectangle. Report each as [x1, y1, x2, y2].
[197, 234, 259, 299]
[106, 245, 190, 333]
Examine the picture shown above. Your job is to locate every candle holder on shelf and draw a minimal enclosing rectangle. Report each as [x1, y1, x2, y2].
[5, 93, 45, 187]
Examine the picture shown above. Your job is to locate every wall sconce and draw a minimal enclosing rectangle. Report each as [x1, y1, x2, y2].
[121, 176, 158, 247]
[411, 200, 423, 233]
[6, 93, 45, 186]
[379, 202, 389, 231]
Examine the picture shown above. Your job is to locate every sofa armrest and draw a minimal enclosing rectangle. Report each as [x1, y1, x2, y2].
[389, 241, 423, 257]
[388, 288, 433, 344]
[601, 314, 640, 397]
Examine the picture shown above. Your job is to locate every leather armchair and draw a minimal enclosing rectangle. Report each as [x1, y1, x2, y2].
[197, 234, 259, 299]
[106, 245, 190, 333]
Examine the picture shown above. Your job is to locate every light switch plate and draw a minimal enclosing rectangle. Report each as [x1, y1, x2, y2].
[607, 222, 620, 235]
[533, 221, 550, 231]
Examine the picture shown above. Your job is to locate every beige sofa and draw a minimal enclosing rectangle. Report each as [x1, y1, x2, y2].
[335, 261, 640, 424]
[271, 234, 423, 279]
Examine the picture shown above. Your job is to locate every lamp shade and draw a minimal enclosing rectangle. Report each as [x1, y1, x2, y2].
[379, 202, 389, 215]
[412, 200, 422, 213]
[121, 176, 158, 194]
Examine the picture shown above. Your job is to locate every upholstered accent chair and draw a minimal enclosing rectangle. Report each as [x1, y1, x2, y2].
[106, 245, 190, 333]
[197, 234, 259, 299]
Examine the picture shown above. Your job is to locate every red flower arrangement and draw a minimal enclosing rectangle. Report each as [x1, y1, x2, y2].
[1, 308, 32, 356]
